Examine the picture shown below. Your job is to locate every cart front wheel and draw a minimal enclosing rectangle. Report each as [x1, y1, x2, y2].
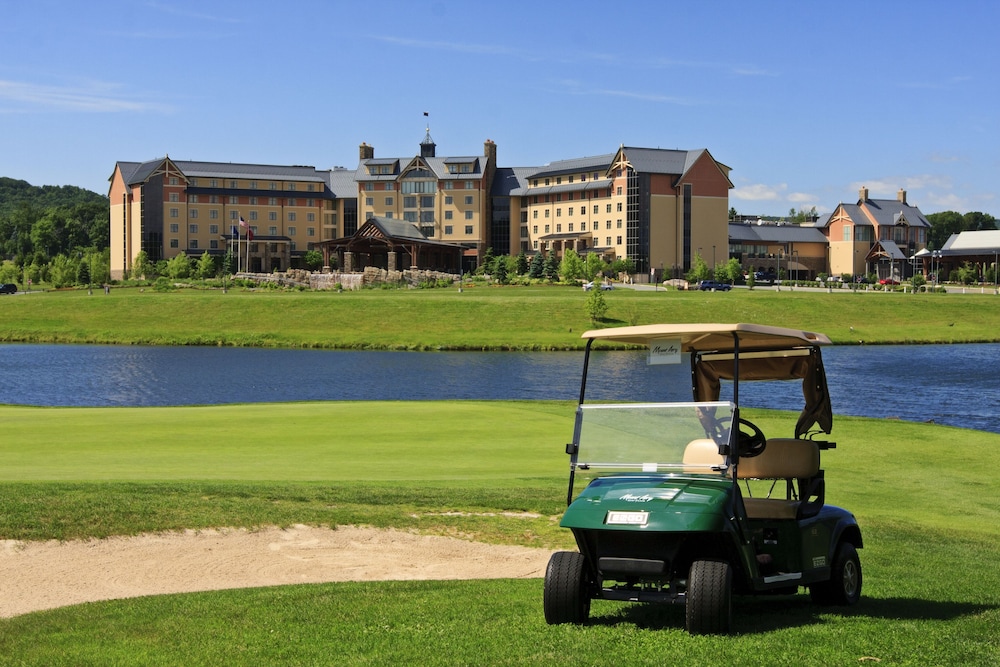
[543, 551, 591, 625]
[686, 559, 733, 635]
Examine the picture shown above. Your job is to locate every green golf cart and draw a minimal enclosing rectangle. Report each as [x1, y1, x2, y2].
[543, 323, 862, 635]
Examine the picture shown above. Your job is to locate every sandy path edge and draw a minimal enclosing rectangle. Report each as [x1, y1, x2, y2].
[0, 525, 554, 618]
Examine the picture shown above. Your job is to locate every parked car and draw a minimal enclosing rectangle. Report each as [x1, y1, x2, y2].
[753, 271, 778, 285]
[544, 323, 862, 635]
[878, 278, 899, 285]
[0, 283, 18, 294]
[697, 280, 732, 291]
[583, 281, 613, 291]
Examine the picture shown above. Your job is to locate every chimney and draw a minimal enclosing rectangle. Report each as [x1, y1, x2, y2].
[484, 138, 497, 165]
[897, 188, 907, 204]
[859, 186, 869, 202]
[359, 142, 374, 161]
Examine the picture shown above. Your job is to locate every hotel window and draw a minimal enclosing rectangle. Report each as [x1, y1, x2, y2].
[250, 211, 258, 221]
[533, 240, 539, 249]
[190, 178, 198, 186]
[443, 195, 452, 205]
[189, 209, 198, 219]
[250, 181, 257, 189]
[288, 212, 296, 222]
[169, 193, 179, 202]
[545, 209, 550, 218]
[307, 227, 315, 237]
[169, 208, 179, 218]
[556, 208, 562, 217]
[593, 221, 599, 231]
[288, 227, 296, 236]
[269, 212, 277, 221]
[465, 225, 473, 234]
[364, 183, 374, 191]
[269, 226, 278, 235]
[617, 202, 623, 212]
[188, 194, 198, 203]
[421, 196, 434, 208]
[464, 195, 473, 205]
[230, 180, 238, 188]
[606, 204, 612, 213]
[229, 196, 238, 204]
[569, 175, 574, 183]
[544, 178, 550, 185]
[445, 211, 453, 220]
[210, 240, 219, 249]
[249, 197, 257, 205]
[593, 172, 599, 180]
[445, 225, 453, 235]
[606, 237, 611, 246]
[190, 239, 199, 249]
[170, 239, 178, 248]
[568, 207, 574, 216]
[606, 221, 611, 229]
[307, 213, 315, 222]
[556, 224, 562, 233]
[445, 181, 454, 190]
[532, 210, 538, 219]
[288, 183, 296, 191]
[211, 180, 218, 187]
[289, 198, 297, 206]
[617, 186, 623, 195]
[189, 224, 198, 234]
[169, 223, 179, 233]
[568, 192, 574, 201]
[384, 212, 393, 219]
[385, 197, 393, 206]
[384, 183, 393, 191]
[465, 181, 475, 189]
[569, 223, 574, 232]
[308, 183, 315, 191]
[169, 177, 178, 185]
[556, 177, 562, 185]
[210, 225, 219, 234]
[616, 236, 622, 244]
[593, 205, 599, 214]
[465, 210, 473, 220]
[581, 174, 586, 181]
[270, 182, 277, 189]
[617, 220, 622, 228]
[210, 210, 219, 219]
[544, 225, 550, 233]
[307, 199, 314, 206]
[366, 197, 374, 206]
[231, 211, 239, 220]
[210, 195, 219, 204]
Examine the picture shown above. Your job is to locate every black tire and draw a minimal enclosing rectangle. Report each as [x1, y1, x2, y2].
[685, 559, 733, 635]
[811, 542, 862, 606]
[543, 551, 591, 625]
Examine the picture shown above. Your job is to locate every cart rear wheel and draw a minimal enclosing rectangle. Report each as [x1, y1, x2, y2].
[686, 559, 733, 635]
[811, 542, 862, 606]
[543, 551, 591, 625]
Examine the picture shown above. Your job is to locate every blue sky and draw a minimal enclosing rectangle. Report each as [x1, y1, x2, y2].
[1, 0, 996, 217]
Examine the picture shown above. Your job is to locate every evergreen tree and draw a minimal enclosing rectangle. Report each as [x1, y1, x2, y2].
[529, 252, 544, 279]
[515, 251, 528, 275]
[543, 253, 560, 281]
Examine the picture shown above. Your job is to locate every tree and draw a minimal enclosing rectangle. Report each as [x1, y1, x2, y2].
[729, 207, 738, 221]
[76, 258, 91, 286]
[559, 248, 586, 281]
[196, 251, 217, 279]
[585, 288, 608, 322]
[515, 251, 529, 276]
[493, 254, 508, 284]
[303, 250, 323, 271]
[926, 211, 966, 250]
[543, 253, 560, 281]
[165, 253, 192, 279]
[686, 253, 710, 283]
[132, 250, 152, 280]
[529, 252, 544, 279]
[584, 253, 606, 281]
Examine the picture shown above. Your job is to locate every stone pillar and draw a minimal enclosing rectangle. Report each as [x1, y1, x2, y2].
[388, 251, 397, 271]
[344, 251, 354, 273]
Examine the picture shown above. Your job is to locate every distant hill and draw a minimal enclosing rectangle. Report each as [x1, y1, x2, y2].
[0, 177, 107, 216]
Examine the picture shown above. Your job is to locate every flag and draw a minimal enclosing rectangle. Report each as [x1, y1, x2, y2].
[239, 216, 247, 229]
[231, 225, 238, 237]
[247, 228, 254, 241]
[423, 112, 428, 117]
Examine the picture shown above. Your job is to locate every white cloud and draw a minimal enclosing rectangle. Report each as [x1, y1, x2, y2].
[0, 79, 169, 113]
[787, 192, 817, 204]
[731, 183, 786, 201]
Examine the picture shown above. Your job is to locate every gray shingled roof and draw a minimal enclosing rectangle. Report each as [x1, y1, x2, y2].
[491, 167, 536, 197]
[728, 223, 827, 244]
[528, 153, 615, 179]
[118, 157, 328, 186]
[862, 198, 931, 228]
[326, 168, 358, 199]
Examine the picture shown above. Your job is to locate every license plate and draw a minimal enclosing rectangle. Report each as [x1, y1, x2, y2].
[606, 511, 649, 526]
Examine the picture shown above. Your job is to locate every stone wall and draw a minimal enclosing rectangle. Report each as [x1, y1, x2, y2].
[237, 270, 457, 291]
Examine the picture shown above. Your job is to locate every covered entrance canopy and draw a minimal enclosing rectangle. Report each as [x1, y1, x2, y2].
[311, 216, 465, 273]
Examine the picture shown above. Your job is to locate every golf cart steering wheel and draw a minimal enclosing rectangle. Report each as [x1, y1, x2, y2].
[737, 418, 767, 458]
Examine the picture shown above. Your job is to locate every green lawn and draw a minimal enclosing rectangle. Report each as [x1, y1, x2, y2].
[1, 401, 998, 664]
[2, 285, 1000, 349]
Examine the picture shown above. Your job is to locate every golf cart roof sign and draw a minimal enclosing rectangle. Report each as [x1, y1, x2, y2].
[648, 338, 682, 365]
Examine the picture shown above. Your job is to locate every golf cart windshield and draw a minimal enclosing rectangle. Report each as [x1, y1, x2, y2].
[574, 401, 733, 474]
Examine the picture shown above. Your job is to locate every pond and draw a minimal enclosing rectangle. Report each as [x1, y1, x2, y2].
[0, 343, 996, 433]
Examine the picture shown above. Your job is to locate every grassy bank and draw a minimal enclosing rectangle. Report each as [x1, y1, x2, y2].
[0, 401, 998, 664]
[2, 285, 1000, 349]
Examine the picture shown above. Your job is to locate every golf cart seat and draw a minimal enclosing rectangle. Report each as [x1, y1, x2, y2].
[682, 438, 727, 472]
[738, 439, 824, 520]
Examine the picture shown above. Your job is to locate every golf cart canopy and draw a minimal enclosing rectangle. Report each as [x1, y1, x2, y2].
[580, 323, 833, 437]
